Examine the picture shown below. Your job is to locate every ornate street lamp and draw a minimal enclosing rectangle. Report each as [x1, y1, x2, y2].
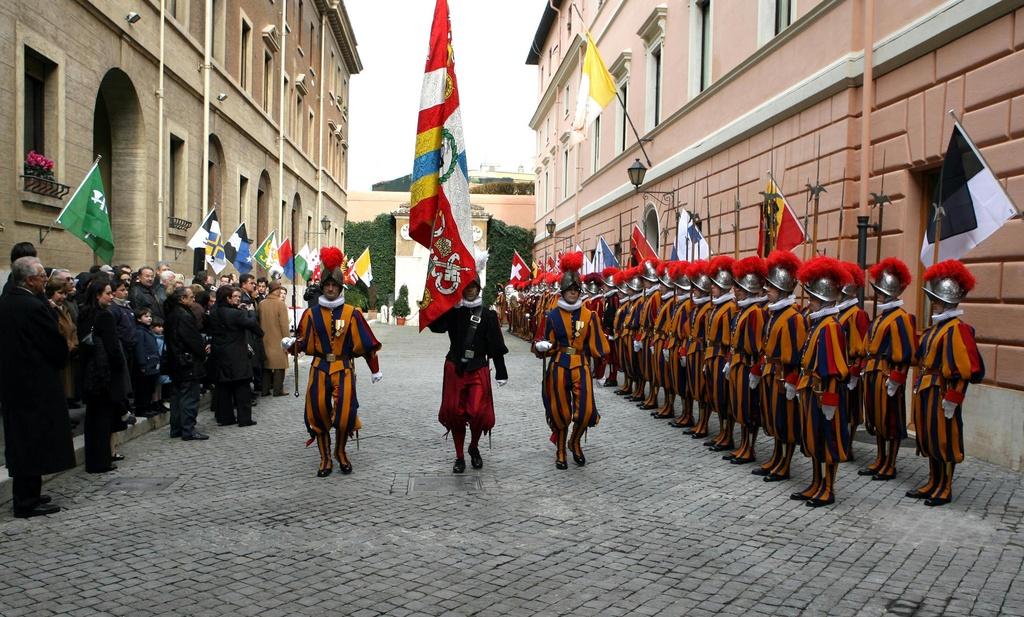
[320, 215, 331, 233]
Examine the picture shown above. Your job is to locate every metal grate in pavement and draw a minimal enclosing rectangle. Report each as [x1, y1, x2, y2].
[100, 477, 178, 494]
[391, 474, 484, 495]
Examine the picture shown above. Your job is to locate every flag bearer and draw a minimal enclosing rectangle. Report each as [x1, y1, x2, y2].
[860, 258, 916, 481]
[725, 257, 767, 464]
[907, 260, 984, 507]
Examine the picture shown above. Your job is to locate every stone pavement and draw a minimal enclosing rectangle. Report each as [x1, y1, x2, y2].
[1, 324, 1023, 617]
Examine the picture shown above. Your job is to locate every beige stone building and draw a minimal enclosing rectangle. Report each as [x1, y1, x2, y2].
[347, 191, 536, 230]
[1, 0, 360, 275]
[528, 0, 1024, 469]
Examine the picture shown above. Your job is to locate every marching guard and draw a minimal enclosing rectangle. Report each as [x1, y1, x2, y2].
[428, 253, 509, 473]
[534, 252, 612, 469]
[286, 247, 382, 477]
[908, 260, 984, 506]
[792, 256, 852, 507]
[860, 258, 917, 481]
[725, 256, 767, 464]
[704, 256, 738, 452]
[750, 250, 805, 481]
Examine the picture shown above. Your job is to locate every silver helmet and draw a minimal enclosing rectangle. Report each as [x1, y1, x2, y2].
[711, 267, 734, 290]
[673, 269, 692, 292]
[766, 265, 796, 294]
[804, 276, 841, 303]
[627, 270, 643, 292]
[734, 271, 765, 295]
[586, 280, 599, 296]
[691, 271, 712, 293]
[659, 266, 673, 287]
[640, 260, 660, 283]
[870, 263, 908, 299]
[924, 276, 967, 306]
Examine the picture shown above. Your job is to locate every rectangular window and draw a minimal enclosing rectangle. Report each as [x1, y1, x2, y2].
[591, 115, 601, 173]
[211, 0, 226, 64]
[23, 48, 54, 157]
[648, 44, 662, 128]
[263, 50, 274, 111]
[295, 94, 302, 140]
[309, 22, 315, 58]
[297, 0, 304, 47]
[308, 110, 315, 154]
[699, 0, 712, 92]
[615, 79, 628, 154]
[167, 0, 178, 20]
[564, 83, 571, 118]
[544, 171, 549, 213]
[240, 20, 252, 92]
[283, 75, 291, 132]
[168, 134, 185, 217]
[562, 148, 569, 199]
[775, 0, 793, 35]
[239, 175, 249, 225]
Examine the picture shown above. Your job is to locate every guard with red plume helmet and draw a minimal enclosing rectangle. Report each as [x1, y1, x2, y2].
[427, 251, 509, 475]
[661, 261, 696, 428]
[724, 256, 769, 464]
[837, 262, 870, 453]
[285, 246, 382, 478]
[704, 255, 739, 452]
[533, 251, 612, 470]
[907, 259, 984, 507]
[633, 257, 667, 410]
[679, 259, 715, 435]
[751, 253, 809, 481]
[861, 258, 917, 484]
[612, 267, 644, 398]
[648, 261, 685, 418]
[792, 255, 853, 507]
[608, 268, 637, 393]
[596, 267, 623, 387]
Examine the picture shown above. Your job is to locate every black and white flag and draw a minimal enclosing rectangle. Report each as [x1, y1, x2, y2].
[921, 123, 1019, 265]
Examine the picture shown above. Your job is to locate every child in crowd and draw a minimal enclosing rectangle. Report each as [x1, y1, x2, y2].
[152, 317, 172, 411]
[133, 308, 161, 418]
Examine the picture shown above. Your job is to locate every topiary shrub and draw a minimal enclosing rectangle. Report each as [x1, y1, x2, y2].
[394, 284, 411, 319]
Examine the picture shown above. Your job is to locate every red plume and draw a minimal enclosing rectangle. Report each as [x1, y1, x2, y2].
[656, 261, 673, 276]
[687, 260, 709, 280]
[582, 273, 602, 284]
[319, 246, 344, 272]
[869, 257, 912, 288]
[924, 259, 976, 292]
[545, 272, 561, 285]
[559, 251, 584, 273]
[732, 256, 767, 280]
[766, 250, 801, 275]
[798, 256, 852, 287]
[709, 255, 735, 275]
[612, 270, 627, 286]
[840, 261, 865, 288]
[601, 267, 619, 278]
[668, 262, 688, 278]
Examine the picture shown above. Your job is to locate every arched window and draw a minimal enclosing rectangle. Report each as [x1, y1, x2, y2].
[643, 204, 660, 252]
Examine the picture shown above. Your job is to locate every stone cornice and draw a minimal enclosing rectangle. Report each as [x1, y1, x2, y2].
[529, 33, 585, 130]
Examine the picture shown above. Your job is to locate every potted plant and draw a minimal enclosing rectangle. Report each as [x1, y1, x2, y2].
[24, 150, 55, 180]
[393, 284, 410, 326]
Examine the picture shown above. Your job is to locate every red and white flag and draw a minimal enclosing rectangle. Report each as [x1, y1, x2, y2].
[408, 0, 475, 329]
[631, 224, 658, 263]
[509, 250, 530, 283]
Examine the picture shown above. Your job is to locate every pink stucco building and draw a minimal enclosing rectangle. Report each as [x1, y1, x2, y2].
[528, 0, 1024, 469]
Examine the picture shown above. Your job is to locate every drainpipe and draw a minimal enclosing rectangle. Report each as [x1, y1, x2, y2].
[277, 0, 288, 237]
[856, 0, 875, 256]
[156, 0, 166, 260]
[201, 0, 212, 219]
[317, 12, 327, 249]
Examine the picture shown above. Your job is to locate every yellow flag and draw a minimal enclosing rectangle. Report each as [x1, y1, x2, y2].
[354, 247, 373, 286]
[570, 33, 618, 144]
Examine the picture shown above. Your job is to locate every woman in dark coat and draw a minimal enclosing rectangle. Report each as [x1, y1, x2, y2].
[78, 280, 133, 473]
[206, 285, 264, 427]
[164, 287, 209, 440]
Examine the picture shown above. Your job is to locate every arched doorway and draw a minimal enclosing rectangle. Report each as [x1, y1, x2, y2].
[290, 193, 301, 241]
[643, 203, 660, 253]
[256, 171, 271, 244]
[92, 69, 146, 264]
[207, 134, 225, 226]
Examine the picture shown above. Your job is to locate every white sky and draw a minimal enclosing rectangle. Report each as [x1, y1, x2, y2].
[346, 0, 546, 191]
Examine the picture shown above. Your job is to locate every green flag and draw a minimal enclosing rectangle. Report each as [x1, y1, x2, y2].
[56, 162, 114, 263]
[252, 230, 277, 269]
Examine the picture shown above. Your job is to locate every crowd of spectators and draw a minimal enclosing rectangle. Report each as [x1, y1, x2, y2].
[0, 241, 286, 518]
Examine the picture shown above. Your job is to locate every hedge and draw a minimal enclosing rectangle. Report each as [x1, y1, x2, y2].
[484, 218, 533, 306]
[344, 213, 396, 307]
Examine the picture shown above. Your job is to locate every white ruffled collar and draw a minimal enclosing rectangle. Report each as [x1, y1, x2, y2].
[319, 294, 346, 309]
[808, 305, 840, 321]
[712, 292, 735, 306]
[738, 295, 766, 308]
[457, 297, 482, 309]
[644, 286, 657, 296]
[629, 292, 643, 301]
[877, 298, 904, 312]
[693, 295, 711, 306]
[767, 295, 796, 312]
[836, 297, 859, 312]
[558, 298, 584, 312]
[661, 291, 675, 300]
[931, 308, 963, 324]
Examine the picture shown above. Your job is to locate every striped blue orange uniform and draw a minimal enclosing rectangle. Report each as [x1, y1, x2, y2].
[664, 295, 692, 424]
[635, 290, 662, 403]
[684, 299, 713, 436]
[797, 311, 851, 503]
[727, 302, 765, 462]
[294, 303, 381, 474]
[620, 294, 644, 395]
[651, 291, 681, 417]
[539, 304, 612, 465]
[752, 301, 807, 478]
[910, 315, 984, 502]
[863, 304, 917, 478]
[705, 297, 738, 448]
[838, 300, 870, 447]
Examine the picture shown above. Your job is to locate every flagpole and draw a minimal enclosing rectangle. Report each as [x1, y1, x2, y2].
[836, 171, 847, 260]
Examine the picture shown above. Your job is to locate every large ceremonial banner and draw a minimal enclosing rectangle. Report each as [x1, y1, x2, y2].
[409, 0, 476, 330]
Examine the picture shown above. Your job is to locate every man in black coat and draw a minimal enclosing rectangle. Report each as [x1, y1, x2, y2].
[129, 266, 162, 320]
[0, 256, 75, 517]
[2, 242, 39, 298]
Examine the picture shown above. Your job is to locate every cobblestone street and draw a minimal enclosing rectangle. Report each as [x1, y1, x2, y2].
[1, 324, 1023, 616]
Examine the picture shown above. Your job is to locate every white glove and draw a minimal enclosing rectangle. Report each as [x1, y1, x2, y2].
[785, 383, 797, 401]
[847, 375, 860, 390]
[534, 341, 552, 353]
[663, 349, 669, 361]
[633, 340, 642, 352]
[942, 398, 957, 419]
[749, 375, 761, 390]
[280, 336, 296, 350]
[497, 380, 508, 387]
[525, 313, 531, 319]
[608, 335, 615, 341]
[722, 362, 730, 374]
[649, 346, 655, 354]
[680, 356, 687, 367]
[885, 378, 900, 397]
[371, 372, 384, 384]
[821, 405, 837, 421]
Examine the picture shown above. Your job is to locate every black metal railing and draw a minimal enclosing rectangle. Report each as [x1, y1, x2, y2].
[21, 174, 70, 199]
